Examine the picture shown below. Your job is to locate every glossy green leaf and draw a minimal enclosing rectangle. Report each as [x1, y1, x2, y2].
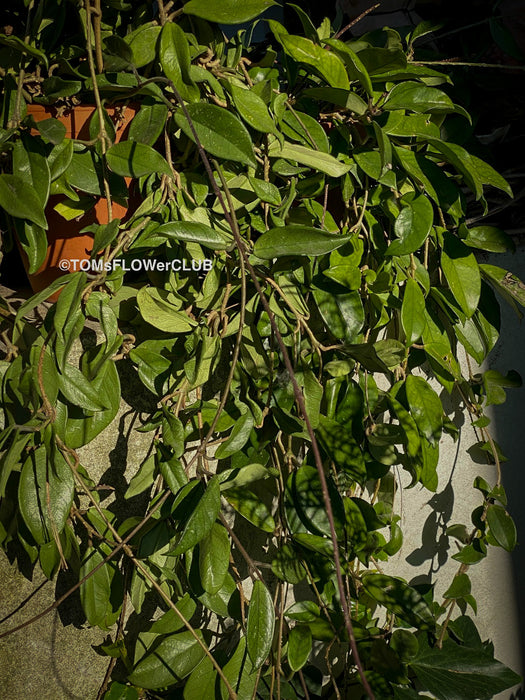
[405, 375, 442, 445]
[302, 87, 368, 115]
[137, 287, 196, 333]
[106, 141, 171, 178]
[386, 195, 433, 256]
[184, 0, 276, 24]
[249, 177, 281, 205]
[59, 361, 110, 412]
[125, 23, 161, 68]
[247, 580, 275, 669]
[230, 84, 276, 134]
[0, 32, 48, 67]
[276, 33, 349, 90]
[19, 447, 74, 545]
[156, 221, 230, 250]
[394, 147, 463, 220]
[286, 464, 345, 537]
[160, 22, 199, 102]
[268, 138, 352, 176]
[443, 573, 471, 600]
[175, 103, 257, 168]
[128, 631, 206, 689]
[402, 278, 426, 345]
[172, 477, 221, 554]
[199, 523, 230, 594]
[220, 637, 257, 700]
[271, 543, 306, 584]
[486, 504, 517, 552]
[411, 640, 521, 700]
[362, 573, 434, 629]
[215, 409, 254, 459]
[150, 595, 197, 635]
[0, 175, 47, 229]
[254, 226, 351, 259]
[325, 38, 373, 95]
[441, 232, 481, 318]
[288, 625, 312, 671]
[129, 101, 169, 146]
[385, 82, 455, 113]
[463, 226, 515, 253]
[80, 544, 122, 629]
[225, 486, 276, 533]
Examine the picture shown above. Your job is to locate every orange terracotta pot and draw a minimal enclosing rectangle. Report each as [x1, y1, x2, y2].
[20, 104, 137, 299]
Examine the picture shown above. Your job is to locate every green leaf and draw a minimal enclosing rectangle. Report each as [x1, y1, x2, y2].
[0, 33, 48, 67]
[91, 218, 120, 256]
[249, 177, 281, 205]
[175, 103, 256, 168]
[220, 637, 257, 700]
[137, 287, 196, 333]
[59, 361, 110, 412]
[254, 226, 351, 259]
[80, 544, 122, 629]
[0, 174, 47, 229]
[149, 595, 197, 635]
[288, 625, 312, 671]
[14, 220, 47, 275]
[125, 454, 156, 499]
[215, 409, 254, 459]
[128, 631, 206, 689]
[405, 375, 442, 445]
[276, 33, 349, 90]
[106, 141, 171, 178]
[225, 486, 276, 533]
[184, 657, 216, 700]
[401, 278, 426, 345]
[104, 682, 139, 700]
[199, 523, 230, 594]
[441, 232, 481, 318]
[385, 82, 455, 113]
[160, 22, 199, 103]
[129, 101, 169, 146]
[426, 138, 483, 200]
[362, 573, 434, 630]
[125, 23, 161, 68]
[302, 87, 368, 115]
[486, 504, 517, 551]
[443, 573, 471, 600]
[286, 464, 345, 537]
[156, 221, 230, 250]
[394, 147, 462, 220]
[247, 580, 275, 669]
[271, 543, 306, 583]
[463, 225, 515, 253]
[172, 477, 221, 555]
[18, 447, 74, 545]
[386, 195, 433, 256]
[480, 263, 525, 313]
[410, 640, 521, 700]
[268, 138, 351, 176]
[325, 39, 373, 95]
[468, 153, 512, 197]
[183, 0, 276, 24]
[282, 108, 330, 152]
[230, 84, 276, 134]
[13, 134, 50, 207]
[317, 416, 366, 483]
